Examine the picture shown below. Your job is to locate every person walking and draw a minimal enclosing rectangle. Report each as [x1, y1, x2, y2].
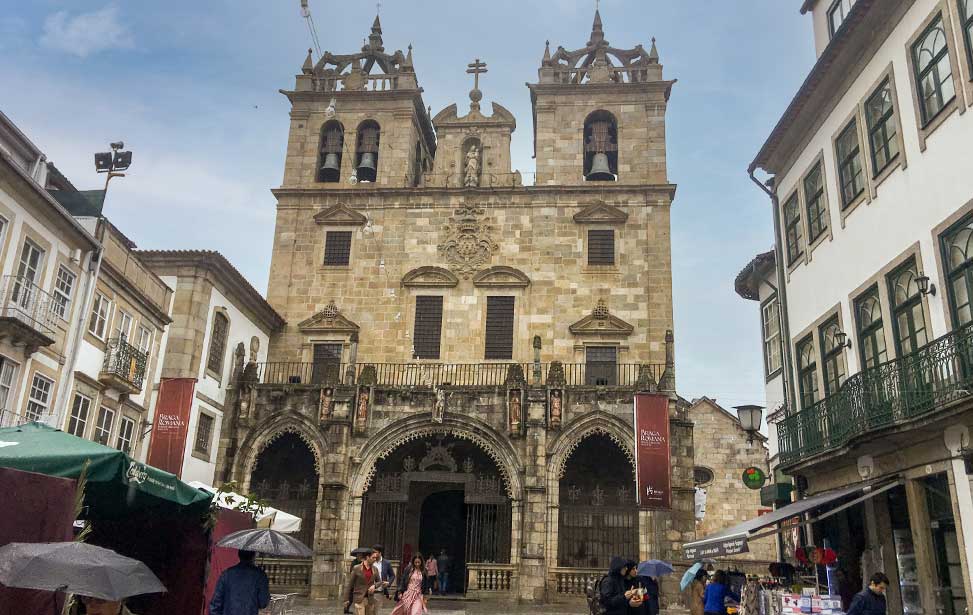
[846, 572, 889, 615]
[344, 549, 381, 615]
[703, 570, 740, 615]
[435, 549, 450, 596]
[423, 554, 438, 595]
[599, 557, 640, 615]
[686, 569, 707, 615]
[392, 554, 429, 615]
[209, 550, 271, 615]
[373, 544, 395, 600]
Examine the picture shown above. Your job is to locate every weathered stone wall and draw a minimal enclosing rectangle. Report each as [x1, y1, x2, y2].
[690, 398, 776, 563]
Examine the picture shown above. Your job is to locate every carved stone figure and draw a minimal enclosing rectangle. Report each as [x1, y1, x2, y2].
[509, 390, 522, 430]
[319, 387, 334, 423]
[550, 389, 563, 427]
[249, 336, 260, 362]
[464, 145, 481, 187]
[433, 386, 447, 423]
[356, 387, 370, 428]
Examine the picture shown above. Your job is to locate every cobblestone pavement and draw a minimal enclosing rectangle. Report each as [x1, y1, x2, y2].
[285, 596, 589, 615]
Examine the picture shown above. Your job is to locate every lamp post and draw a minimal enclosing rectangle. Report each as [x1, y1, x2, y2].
[735, 404, 764, 444]
[94, 141, 132, 208]
[916, 272, 937, 297]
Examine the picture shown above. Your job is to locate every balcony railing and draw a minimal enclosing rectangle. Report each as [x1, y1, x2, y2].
[0, 275, 58, 339]
[101, 337, 148, 390]
[250, 361, 666, 388]
[778, 322, 973, 467]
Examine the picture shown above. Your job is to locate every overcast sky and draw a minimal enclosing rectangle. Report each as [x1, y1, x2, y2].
[0, 1, 815, 410]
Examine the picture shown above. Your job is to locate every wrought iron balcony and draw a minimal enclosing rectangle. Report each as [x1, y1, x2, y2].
[778, 322, 973, 468]
[250, 361, 667, 389]
[0, 275, 58, 352]
[99, 337, 147, 394]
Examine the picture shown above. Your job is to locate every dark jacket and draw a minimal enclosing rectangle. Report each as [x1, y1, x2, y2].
[209, 561, 270, 615]
[343, 562, 378, 606]
[638, 576, 660, 615]
[703, 582, 740, 614]
[846, 588, 887, 615]
[600, 556, 631, 615]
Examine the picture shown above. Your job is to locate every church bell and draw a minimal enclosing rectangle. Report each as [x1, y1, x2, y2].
[320, 153, 341, 182]
[357, 152, 377, 182]
[586, 152, 615, 181]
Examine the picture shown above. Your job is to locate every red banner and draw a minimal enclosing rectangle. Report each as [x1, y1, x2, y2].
[147, 378, 196, 476]
[634, 393, 671, 510]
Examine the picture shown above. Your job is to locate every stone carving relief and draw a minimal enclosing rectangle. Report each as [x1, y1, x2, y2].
[355, 387, 371, 432]
[319, 387, 334, 423]
[464, 144, 481, 188]
[549, 389, 563, 429]
[438, 204, 498, 279]
[419, 439, 458, 472]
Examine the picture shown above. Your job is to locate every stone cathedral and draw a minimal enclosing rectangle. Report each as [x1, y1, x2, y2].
[215, 11, 697, 604]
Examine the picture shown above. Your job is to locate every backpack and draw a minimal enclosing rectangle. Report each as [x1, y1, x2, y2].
[586, 575, 610, 615]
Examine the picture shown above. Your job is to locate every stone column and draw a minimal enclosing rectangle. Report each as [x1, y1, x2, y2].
[905, 478, 938, 615]
[311, 420, 353, 600]
[520, 387, 549, 602]
[945, 425, 973, 610]
[872, 492, 903, 615]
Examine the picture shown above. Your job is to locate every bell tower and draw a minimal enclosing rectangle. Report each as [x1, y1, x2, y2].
[528, 10, 674, 186]
[280, 16, 436, 189]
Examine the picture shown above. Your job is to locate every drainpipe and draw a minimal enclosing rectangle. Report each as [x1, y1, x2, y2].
[749, 168, 797, 565]
[52, 238, 104, 429]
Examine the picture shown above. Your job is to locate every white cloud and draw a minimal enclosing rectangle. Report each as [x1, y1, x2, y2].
[40, 5, 133, 58]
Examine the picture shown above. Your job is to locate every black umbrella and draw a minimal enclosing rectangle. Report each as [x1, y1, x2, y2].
[217, 528, 313, 558]
[0, 542, 166, 602]
[350, 547, 374, 557]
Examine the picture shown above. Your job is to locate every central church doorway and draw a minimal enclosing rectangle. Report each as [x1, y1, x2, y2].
[358, 434, 512, 595]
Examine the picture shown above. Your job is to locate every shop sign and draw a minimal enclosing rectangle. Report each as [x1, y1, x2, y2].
[634, 393, 671, 510]
[742, 466, 767, 490]
[683, 534, 750, 559]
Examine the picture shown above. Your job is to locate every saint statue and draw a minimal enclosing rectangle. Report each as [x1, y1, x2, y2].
[509, 390, 522, 429]
[356, 388, 370, 428]
[433, 386, 447, 423]
[464, 145, 481, 187]
[550, 389, 563, 427]
[319, 387, 334, 423]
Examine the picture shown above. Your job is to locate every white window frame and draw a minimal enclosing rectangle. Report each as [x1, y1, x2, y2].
[88, 293, 112, 339]
[94, 406, 115, 445]
[17, 240, 44, 286]
[67, 393, 92, 438]
[25, 374, 53, 422]
[51, 266, 76, 320]
[761, 296, 783, 378]
[136, 325, 152, 354]
[0, 357, 19, 425]
[114, 309, 133, 341]
[116, 416, 136, 454]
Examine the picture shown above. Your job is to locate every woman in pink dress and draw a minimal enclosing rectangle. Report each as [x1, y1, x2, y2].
[392, 554, 428, 615]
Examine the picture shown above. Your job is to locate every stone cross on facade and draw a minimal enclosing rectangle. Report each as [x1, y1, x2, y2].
[467, 58, 488, 90]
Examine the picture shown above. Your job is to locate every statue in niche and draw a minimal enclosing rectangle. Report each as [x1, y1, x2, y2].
[550, 389, 563, 427]
[464, 144, 481, 187]
[508, 389, 522, 430]
[356, 388, 370, 428]
[319, 387, 334, 423]
[433, 385, 448, 423]
[249, 336, 260, 362]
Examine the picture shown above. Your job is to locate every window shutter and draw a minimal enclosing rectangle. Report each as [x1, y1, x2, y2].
[484, 296, 515, 360]
[413, 296, 444, 359]
[587, 230, 615, 265]
[324, 231, 353, 266]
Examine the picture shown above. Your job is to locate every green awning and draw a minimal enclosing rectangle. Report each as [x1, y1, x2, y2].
[0, 423, 211, 519]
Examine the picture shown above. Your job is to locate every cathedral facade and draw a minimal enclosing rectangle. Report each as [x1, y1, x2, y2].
[215, 11, 695, 603]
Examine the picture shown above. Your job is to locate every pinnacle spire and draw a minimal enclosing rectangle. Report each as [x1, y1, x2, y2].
[372, 14, 382, 34]
[368, 14, 384, 50]
[649, 37, 659, 62]
[588, 9, 606, 46]
[542, 40, 551, 65]
[302, 48, 314, 74]
[403, 44, 414, 70]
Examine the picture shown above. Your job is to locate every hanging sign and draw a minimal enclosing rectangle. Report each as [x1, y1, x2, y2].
[742, 466, 767, 490]
[146, 378, 196, 477]
[634, 393, 671, 510]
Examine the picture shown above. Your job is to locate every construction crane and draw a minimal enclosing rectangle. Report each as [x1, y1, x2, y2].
[300, 0, 323, 60]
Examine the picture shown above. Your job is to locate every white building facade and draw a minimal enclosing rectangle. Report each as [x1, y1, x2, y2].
[746, 1, 973, 613]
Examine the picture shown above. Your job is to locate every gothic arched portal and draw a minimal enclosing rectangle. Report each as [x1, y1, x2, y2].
[249, 432, 320, 548]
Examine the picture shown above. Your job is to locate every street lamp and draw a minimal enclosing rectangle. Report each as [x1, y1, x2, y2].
[735, 404, 764, 444]
[916, 272, 937, 297]
[833, 329, 853, 349]
[94, 141, 132, 207]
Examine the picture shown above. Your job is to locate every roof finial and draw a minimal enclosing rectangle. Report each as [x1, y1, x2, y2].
[466, 58, 488, 112]
[649, 36, 659, 62]
[302, 47, 314, 74]
[369, 11, 384, 50]
[542, 40, 552, 65]
[403, 43, 414, 69]
[589, 5, 605, 46]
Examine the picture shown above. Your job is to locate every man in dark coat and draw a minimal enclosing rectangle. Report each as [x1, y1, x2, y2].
[600, 556, 637, 615]
[209, 550, 270, 615]
[846, 572, 889, 615]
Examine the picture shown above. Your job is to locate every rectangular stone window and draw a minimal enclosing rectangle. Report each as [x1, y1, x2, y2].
[828, 0, 856, 38]
[855, 286, 888, 370]
[116, 416, 136, 454]
[94, 406, 115, 446]
[761, 296, 782, 377]
[836, 119, 865, 208]
[25, 374, 53, 422]
[865, 79, 900, 176]
[963, 0, 973, 70]
[887, 258, 929, 356]
[783, 193, 804, 266]
[207, 312, 229, 378]
[796, 335, 819, 410]
[803, 162, 828, 240]
[194, 412, 214, 457]
[413, 296, 443, 360]
[324, 231, 353, 266]
[819, 317, 848, 396]
[912, 14, 956, 126]
[0, 358, 18, 418]
[587, 230, 615, 266]
[585, 346, 617, 386]
[51, 266, 76, 320]
[311, 342, 342, 384]
[484, 296, 515, 360]
[67, 393, 91, 438]
[88, 293, 111, 340]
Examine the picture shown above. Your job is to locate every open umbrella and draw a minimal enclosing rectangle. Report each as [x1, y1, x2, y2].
[637, 560, 674, 577]
[680, 562, 704, 592]
[350, 547, 374, 557]
[217, 528, 313, 558]
[0, 542, 166, 601]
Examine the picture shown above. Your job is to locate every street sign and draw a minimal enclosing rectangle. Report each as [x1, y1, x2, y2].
[742, 466, 767, 490]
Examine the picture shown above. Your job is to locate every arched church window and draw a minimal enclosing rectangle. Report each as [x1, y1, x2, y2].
[583, 111, 618, 182]
[355, 120, 381, 183]
[318, 120, 344, 183]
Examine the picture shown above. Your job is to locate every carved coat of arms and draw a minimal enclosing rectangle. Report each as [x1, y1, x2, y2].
[438, 205, 498, 278]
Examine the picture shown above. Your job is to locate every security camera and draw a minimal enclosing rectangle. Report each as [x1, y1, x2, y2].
[110, 141, 125, 150]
